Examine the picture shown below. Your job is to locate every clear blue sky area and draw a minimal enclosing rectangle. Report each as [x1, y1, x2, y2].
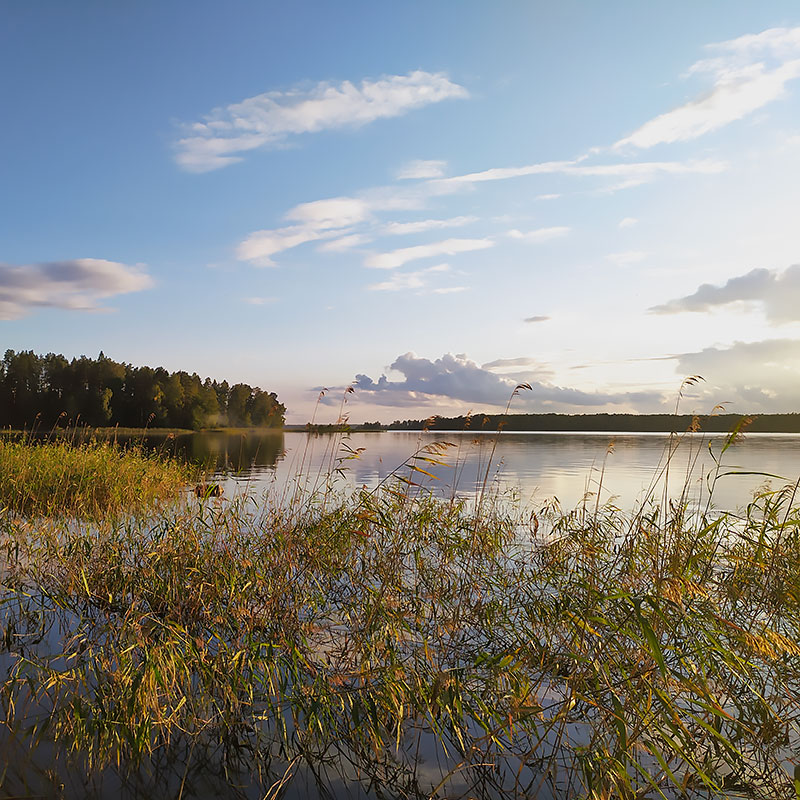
[3, 1, 800, 421]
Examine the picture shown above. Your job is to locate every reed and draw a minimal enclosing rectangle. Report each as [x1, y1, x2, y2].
[1, 409, 800, 798]
[0, 437, 192, 518]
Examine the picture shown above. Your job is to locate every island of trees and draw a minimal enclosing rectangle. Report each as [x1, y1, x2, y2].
[0, 350, 285, 430]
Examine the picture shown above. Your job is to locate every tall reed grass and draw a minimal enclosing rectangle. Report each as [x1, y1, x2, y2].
[1, 412, 799, 798]
[0, 437, 191, 518]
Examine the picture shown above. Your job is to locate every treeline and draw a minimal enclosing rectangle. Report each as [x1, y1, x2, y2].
[0, 350, 285, 430]
[389, 412, 800, 433]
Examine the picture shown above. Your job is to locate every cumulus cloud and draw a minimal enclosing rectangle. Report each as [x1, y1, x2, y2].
[350, 352, 661, 409]
[0, 259, 153, 320]
[674, 338, 800, 411]
[364, 237, 494, 270]
[651, 264, 800, 322]
[396, 159, 447, 180]
[508, 226, 570, 243]
[175, 71, 468, 172]
[367, 263, 450, 292]
[619, 217, 638, 228]
[615, 26, 800, 150]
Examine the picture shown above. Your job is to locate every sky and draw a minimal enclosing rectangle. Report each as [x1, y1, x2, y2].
[2, 1, 800, 423]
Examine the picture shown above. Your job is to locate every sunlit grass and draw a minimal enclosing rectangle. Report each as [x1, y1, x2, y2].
[1, 459, 800, 797]
[0, 437, 192, 518]
[1, 397, 800, 798]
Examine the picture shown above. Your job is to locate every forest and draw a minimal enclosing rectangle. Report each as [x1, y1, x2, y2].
[0, 350, 285, 430]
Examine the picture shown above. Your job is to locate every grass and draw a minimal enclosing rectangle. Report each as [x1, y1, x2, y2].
[1, 423, 800, 798]
[0, 437, 192, 518]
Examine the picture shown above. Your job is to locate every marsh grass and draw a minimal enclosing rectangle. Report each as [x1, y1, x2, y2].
[0, 437, 192, 518]
[1, 412, 800, 798]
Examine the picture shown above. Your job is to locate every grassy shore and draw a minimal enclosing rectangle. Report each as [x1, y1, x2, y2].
[1, 437, 800, 798]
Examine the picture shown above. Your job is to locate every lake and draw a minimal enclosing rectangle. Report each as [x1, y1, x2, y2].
[146, 429, 800, 511]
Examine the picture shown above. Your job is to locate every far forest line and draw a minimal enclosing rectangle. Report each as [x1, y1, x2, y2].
[387, 412, 800, 433]
[0, 350, 285, 430]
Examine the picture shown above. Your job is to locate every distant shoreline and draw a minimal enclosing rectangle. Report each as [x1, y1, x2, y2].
[295, 412, 800, 434]
[6, 411, 800, 436]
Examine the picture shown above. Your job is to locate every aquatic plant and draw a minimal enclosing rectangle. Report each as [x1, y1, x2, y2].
[1, 448, 799, 797]
[0, 437, 191, 518]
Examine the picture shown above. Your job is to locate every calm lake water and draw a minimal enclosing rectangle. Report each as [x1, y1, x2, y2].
[147, 429, 800, 511]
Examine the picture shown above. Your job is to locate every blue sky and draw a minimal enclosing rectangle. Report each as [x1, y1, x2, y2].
[3, 1, 800, 422]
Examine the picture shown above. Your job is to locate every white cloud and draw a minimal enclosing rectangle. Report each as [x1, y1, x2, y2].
[431, 158, 726, 190]
[350, 352, 661, 409]
[0, 259, 153, 320]
[364, 237, 494, 270]
[619, 217, 638, 228]
[382, 216, 477, 236]
[285, 196, 371, 229]
[368, 263, 452, 292]
[482, 357, 539, 370]
[238, 196, 373, 265]
[396, 159, 447, 180]
[431, 286, 467, 294]
[615, 26, 800, 150]
[175, 71, 468, 172]
[508, 226, 570, 243]
[651, 264, 800, 322]
[236, 225, 332, 267]
[317, 233, 373, 253]
[243, 296, 276, 305]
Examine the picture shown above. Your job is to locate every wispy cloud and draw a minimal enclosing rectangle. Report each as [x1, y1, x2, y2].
[482, 357, 539, 370]
[430, 158, 726, 192]
[431, 286, 467, 294]
[382, 216, 477, 236]
[508, 226, 570, 243]
[619, 217, 638, 228]
[524, 315, 550, 323]
[237, 225, 333, 267]
[317, 233, 373, 253]
[364, 237, 494, 270]
[175, 71, 468, 172]
[238, 196, 373, 265]
[367, 263, 450, 292]
[651, 264, 800, 322]
[0, 259, 153, 320]
[395, 159, 447, 180]
[615, 26, 800, 150]
[243, 296, 277, 306]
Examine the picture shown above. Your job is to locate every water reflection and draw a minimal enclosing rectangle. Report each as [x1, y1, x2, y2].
[225, 430, 800, 512]
[114, 429, 800, 511]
